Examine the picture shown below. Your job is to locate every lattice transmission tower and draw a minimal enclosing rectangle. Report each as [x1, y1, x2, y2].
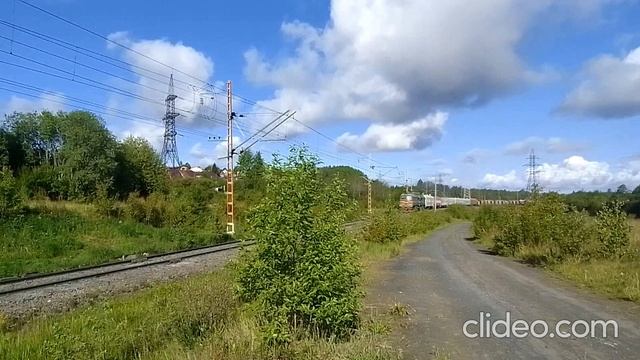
[525, 149, 541, 195]
[161, 74, 181, 168]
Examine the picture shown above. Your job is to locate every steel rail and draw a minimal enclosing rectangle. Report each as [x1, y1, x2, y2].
[0, 241, 253, 296]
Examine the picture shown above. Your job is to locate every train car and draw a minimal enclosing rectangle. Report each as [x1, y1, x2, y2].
[400, 193, 479, 210]
[399, 193, 426, 211]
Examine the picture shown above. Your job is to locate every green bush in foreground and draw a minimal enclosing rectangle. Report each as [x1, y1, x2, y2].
[237, 147, 361, 345]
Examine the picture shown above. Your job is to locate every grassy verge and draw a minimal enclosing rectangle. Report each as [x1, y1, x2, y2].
[0, 201, 228, 278]
[550, 220, 640, 302]
[0, 210, 466, 359]
[475, 201, 640, 303]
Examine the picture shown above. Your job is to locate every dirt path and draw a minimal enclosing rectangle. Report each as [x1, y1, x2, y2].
[369, 223, 640, 359]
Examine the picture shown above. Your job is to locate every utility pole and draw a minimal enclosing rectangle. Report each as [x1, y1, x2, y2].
[161, 74, 180, 168]
[226, 80, 235, 235]
[525, 149, 541, 198]
[434, 176, 437, 212]
[367, 155, 372, 214]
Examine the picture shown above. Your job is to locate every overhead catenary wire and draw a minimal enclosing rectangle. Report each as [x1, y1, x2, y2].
[7, 0, 403, 177]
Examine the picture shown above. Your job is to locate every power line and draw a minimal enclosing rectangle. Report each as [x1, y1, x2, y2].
[0, 20, 199, 95]
[9, 0, 401, 175]
[17, 0, 209, 88]
[0, 81, 214, 139]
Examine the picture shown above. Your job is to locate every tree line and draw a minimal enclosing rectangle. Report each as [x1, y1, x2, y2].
[1, 111, 166, 200]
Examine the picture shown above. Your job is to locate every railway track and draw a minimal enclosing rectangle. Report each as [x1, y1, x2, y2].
[0, 240, 253, 296]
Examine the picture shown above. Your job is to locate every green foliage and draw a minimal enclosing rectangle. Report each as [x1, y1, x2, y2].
[237, 147, 361, 344]
[236, 149, 266, 192]
[474, 195, 633, 266]
[0, 129, 9, 169]
[0, 271, 236, 360]
[57, 111, 118, 199]
[361, 207, 404, 244]
[0, 170, 22, 217]
[0, 203, 229, 277]
[114, 136, 167, 197]
[595, 200, 631, 257]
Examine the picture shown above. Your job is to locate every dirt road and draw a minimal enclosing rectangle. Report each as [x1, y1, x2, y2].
[369, 223, 640, 359]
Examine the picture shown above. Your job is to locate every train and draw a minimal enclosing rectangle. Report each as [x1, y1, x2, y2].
[399, 193, 526, 211]
[399, 193, 479, 211]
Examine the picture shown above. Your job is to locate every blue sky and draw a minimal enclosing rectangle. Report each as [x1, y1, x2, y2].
[1, 0, 639, 192]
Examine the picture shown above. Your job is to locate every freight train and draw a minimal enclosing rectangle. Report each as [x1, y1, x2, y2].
[399, 193, 479, 211]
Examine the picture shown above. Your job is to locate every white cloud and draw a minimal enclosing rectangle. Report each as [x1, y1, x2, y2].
[2, 92, 66, 115]
[558, 46, 640, 118]
[120, 122, 165, 150]
[335, 112, 446, 152]
[482, 170, 523, 190]
[504, 136, 588, 155]
[481, 155, 640, 191]
[189, 137, 240, 168]
[106, 32, 218, 140]
[245, 0, 607, 146]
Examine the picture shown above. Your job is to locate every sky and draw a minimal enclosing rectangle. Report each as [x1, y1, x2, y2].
[1, 0, 640, 193]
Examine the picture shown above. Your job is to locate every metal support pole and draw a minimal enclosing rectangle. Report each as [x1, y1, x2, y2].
[226, 81, 235, 235]
[367, 180, 372, 214]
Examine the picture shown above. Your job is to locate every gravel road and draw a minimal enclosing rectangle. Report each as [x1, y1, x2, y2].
[369, 223, 640, 359]
[0, 245, 242, 320]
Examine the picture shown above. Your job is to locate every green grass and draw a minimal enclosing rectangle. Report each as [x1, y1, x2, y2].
[0, 260, 402, 360]
[0, 210, 463, 359]
[0, 201, 228, 278]
[550, 219, 640, 302]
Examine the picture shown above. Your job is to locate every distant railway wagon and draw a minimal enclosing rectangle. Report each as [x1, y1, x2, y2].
[477, 199, 526, 205]
[399, 193, 479, 211]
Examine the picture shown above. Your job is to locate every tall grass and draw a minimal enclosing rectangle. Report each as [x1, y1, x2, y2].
[0, 202, 229, 278]
[0, 260, 402, 360]
[474, 198, 640, 303]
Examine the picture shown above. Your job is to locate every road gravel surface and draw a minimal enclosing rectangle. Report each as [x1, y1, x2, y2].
[369, 223, 640, 359]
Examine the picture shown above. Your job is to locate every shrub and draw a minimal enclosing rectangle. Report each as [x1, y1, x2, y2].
[596, 201, 631, 257]
[0, 170, 22, 217]
[361, 207, 404, 243]
[236, 147, 361, 344]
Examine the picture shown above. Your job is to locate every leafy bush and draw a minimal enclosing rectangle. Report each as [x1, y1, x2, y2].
[474, 195, 632, 265]
[236, 147, 361, 344]
[361, 207, 404, 243]
[596, 201, 631, 257]
[0, 170, 22, 217]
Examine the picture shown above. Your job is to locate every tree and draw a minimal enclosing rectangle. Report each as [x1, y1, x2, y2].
[204, 163, 220, 175]
[0, 130, 9, 170]
[237, 146, 361, 344]
[617, 184, 629, 194]
[114, 137, 167, 197]
[0, 170, 21, 217]
[56, 111, 118, 199]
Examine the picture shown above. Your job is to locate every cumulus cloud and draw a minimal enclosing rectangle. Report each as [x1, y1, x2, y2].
[120, 122, 165, 150]
[106, 32, 218, 131]
[482, 171, 523, 190]
[558, 46, 640, 118]
[504, 136, 588, 155]
[245, 0, 607, 147]
[1, 92, 66, 115]
[335, 112, 446, 152]
[481, 155, 640, 191]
